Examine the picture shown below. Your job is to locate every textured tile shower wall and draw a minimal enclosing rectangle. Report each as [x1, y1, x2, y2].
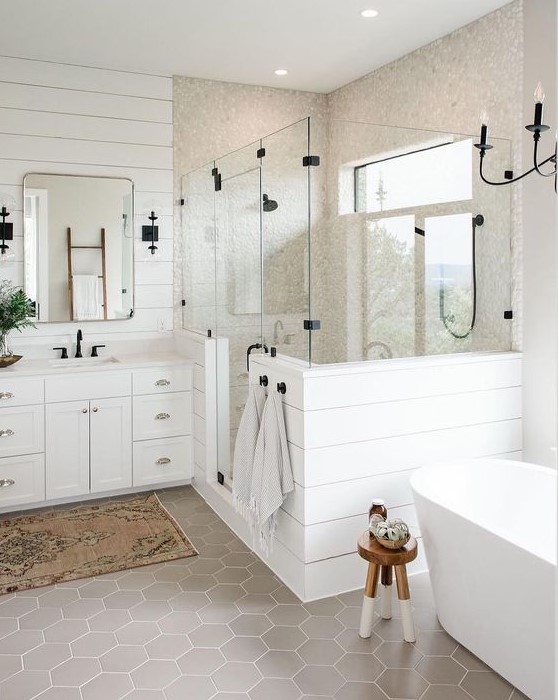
[173, 1, 524, 352]
[173, 77, 328, 335]
[327, 1, 524, 351]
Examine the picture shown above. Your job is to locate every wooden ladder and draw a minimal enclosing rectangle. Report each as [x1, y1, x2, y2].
[67, 227, 108, 320]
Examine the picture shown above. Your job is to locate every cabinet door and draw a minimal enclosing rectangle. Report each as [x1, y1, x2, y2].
[90, 396, 132, 493]
[46, 401, 89, 500]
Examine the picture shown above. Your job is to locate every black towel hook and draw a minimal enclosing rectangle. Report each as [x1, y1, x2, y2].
[277, 382, 286, 395]
[259, 375, 268, 387]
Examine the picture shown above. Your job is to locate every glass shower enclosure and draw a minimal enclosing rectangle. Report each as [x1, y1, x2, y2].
[182, 119, 314, 482]
[181, 117, 513, 484]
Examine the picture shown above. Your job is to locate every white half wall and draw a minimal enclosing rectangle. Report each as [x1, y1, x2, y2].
[193, 349, 523, 601]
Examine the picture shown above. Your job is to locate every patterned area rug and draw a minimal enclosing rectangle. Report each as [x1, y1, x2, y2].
[0, 493, 197, 595]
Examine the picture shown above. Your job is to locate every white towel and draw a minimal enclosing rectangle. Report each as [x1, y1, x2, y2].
[72, 275, 101, 320]
[232, 384, 267, 521]
[250, 390, 294, 555]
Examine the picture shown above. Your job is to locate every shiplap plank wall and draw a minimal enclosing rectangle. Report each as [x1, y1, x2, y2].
[0, 56, 174, 338]
[250, 353, 522, 599]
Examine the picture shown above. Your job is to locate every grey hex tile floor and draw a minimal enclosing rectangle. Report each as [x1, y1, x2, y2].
[0, 485, 526, 700]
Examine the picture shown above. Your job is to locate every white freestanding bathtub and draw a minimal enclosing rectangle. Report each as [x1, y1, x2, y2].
[411, 459, 556, 700]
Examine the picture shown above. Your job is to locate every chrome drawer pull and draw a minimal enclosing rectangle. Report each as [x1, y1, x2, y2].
[0, 392, 14, 400]
[0, 478, 15, 488]
[156, 457, 171, 465]
[155, 379, 171, 387]
[0, 429, 14, 438]
[92, 407, 99, 413]
[155, 412, 170, 420]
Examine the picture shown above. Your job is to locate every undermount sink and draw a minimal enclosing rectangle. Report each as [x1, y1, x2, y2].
[49, 356, 120, 368]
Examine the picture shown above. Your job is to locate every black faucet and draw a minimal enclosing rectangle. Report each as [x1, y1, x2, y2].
[75, 329, 83, 358]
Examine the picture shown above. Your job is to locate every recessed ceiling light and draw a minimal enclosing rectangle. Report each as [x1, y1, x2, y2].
[274, 69, 288, 76]
[361, 9, 379, 18]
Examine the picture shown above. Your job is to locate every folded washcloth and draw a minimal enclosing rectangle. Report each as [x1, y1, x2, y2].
[232, 383, 267, 521]
[250, 390, 294, 555]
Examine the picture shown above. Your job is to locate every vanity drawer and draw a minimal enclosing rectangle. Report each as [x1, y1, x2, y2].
[45, 372, 131, 403]
[0, 378, 44, 407]
[133, 436, 192, 486]
[0, 454, 45, 509]
[133, 367, 192, 395]
[0, 405, 44, 458]
[133, 392, 192, 440]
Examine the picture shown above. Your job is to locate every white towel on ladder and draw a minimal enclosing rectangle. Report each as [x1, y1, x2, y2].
[250, 390, 294, 556]
[72, 275, 101, 320]
[232, 383, 267, 521]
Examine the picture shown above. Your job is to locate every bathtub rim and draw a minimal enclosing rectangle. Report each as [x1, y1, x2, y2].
[410, 458, 557, 566]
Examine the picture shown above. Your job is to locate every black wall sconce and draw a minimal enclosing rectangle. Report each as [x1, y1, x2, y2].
[0, 206, 14, 257]
[142, 210, 158, 254]
[475, 83, 556, 192]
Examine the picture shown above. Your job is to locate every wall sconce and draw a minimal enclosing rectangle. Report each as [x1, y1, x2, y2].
[141, 210, 158, 255]
[475, 83, 557, 192]
[0, 194, 15, 262]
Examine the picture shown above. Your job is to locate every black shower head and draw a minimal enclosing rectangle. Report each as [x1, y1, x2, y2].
[262, 193, 278, 212]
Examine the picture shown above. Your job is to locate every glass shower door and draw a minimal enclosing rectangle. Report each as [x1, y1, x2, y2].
[181, 162, 217, 335]
[214, 142, 262, 483]
[261, 118, 311, 364]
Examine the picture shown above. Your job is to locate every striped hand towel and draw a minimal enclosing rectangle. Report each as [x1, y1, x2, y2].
[232, 383, 267, 521]
[251, 390, 294, 555]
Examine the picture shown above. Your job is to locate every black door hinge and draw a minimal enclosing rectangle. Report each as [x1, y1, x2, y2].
[257, 147, 266, 159]
[303, 319, 321, 330]
[217, 471, 225, 485]
[214, 173, 222, 192]
[303, 155, 320, 167]
[504, 170, 514, 180]
[181, 299, 186, 307]
[504, 310, 513, 320]
[179, 198, 185, 206]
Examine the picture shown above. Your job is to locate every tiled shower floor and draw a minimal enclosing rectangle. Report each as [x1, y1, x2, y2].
[0, 485, 527, 700]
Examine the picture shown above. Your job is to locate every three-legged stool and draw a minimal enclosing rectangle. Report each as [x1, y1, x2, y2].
[357, 531, 418, 642]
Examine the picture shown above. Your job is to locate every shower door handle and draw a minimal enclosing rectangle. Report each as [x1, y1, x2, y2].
[246, 343, 269, 372]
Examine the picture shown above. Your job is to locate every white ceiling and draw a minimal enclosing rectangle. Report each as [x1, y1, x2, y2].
[2, 0, 515, 93]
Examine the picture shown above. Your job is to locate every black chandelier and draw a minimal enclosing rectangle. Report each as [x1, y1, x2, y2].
[474, 83, 557, 192]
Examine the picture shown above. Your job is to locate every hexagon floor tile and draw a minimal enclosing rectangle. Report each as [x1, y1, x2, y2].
[0, 485, 525, 699]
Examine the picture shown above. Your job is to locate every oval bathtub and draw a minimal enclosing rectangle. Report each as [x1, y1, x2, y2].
[411, 459, 556, 700]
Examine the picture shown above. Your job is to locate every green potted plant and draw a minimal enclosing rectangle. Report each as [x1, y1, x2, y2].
[0, 281, 36, 366]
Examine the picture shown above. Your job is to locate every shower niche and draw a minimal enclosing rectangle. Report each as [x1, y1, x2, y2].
[181, 117, 513, 483]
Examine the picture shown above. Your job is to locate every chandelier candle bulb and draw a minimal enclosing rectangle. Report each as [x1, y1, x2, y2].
[478, 111, 490, 148]
[533, 82, 545, 128]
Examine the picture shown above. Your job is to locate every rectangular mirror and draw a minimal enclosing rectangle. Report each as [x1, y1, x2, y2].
[23, 173, 134, 323]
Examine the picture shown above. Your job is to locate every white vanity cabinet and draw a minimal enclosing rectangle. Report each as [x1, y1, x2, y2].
[132, 366, 193, 487]
[0, 358, 193, 513]
[0, 377, 45, 508]
[46, 396, 132, 499]
[45, 372, 133, 500]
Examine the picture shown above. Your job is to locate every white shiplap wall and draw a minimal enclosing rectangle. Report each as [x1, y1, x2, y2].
[0, 56, 173, 338]
[208, 351, 522, 601]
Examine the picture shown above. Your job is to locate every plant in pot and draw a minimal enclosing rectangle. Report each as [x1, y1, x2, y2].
[0, 281, 36, 367]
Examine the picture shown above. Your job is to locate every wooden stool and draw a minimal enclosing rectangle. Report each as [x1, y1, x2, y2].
[357, 531, 418, 642]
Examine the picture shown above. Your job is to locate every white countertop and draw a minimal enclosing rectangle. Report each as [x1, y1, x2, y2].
[0, 352, 193, 378]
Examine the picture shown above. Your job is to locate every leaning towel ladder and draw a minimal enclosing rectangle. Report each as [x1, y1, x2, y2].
[67, 227, 108, 320]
